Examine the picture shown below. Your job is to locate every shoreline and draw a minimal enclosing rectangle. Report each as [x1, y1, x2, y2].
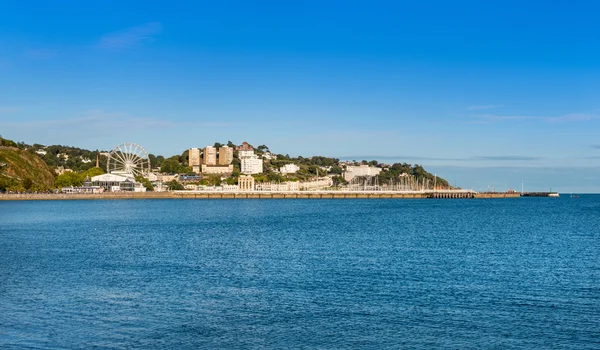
[0, 191, 520, 200]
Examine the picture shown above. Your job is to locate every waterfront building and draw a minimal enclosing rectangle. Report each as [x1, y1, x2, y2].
[280, 163, 300, 174]
[90, 173, 146, 192]
[241, 155, 263, 174]
[157, 174, 179, 182]
[201, 164, 234, 175]
[218, 146, 234, 165]
[222, 184, 239, 191]
[255, 181, 299, 191]
[343, 164, 382, 181]
[61, 185, 104, 194]
[238, 175, 255, 191]
[300, 177, 333, 190]
[203, 146, 217, 165]
[179, 175, 203, 183]
[189, 148, 201, 167]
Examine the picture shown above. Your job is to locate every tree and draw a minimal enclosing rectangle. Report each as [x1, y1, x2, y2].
[166, 180, 184, 191]
[227, 141, 236, 148]
[148, 154, 158, 168]
[214, 142, 224, 149]
[135, 175, 154, 191]
[155, 155, 165, 167]
[204, 174, 222, 186]
[55, 172, 84, 188]
[332, 175, 347, 186]
[84, 167, 104, 178]
[160, 157, 181, 174]
[256, 144, 269, 153]
[23, 178, 33, 190]
[180, 150, 189, 164]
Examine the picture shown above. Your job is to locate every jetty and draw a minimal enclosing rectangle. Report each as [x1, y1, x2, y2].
[520, 192, 560, 197]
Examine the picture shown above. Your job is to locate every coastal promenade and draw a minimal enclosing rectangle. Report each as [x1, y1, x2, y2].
[0, 190, 520, 200]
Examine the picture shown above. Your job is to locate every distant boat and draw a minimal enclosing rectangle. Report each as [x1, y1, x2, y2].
[548, 192, 560, 197]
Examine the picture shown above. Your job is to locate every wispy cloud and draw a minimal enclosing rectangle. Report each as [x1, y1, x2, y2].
[471, 114, 538, 123]
[338, 155, 541, 162]
[591, 145, 600, 150]
[27, 49, 58, 59]
[0, 110, 171, 129]
[471, 113, 599, 124]
[0, 110, 232, 130]
[547, 113, 598, 123]
[96, 22, 162, 49]
[471, 155, 541, 161]
[0, 107, 20, 114]
[465, 105, 503, 111]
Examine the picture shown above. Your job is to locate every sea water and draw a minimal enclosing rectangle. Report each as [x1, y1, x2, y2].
[1, 197, 599, 349]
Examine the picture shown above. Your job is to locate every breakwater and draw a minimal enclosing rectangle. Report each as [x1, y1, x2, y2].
[0, 191, 520, 200]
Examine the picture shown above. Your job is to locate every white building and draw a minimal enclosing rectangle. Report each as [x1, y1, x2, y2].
[222, 184, 239, 191]
[344, 164, 382, 181]
[300, 177, 333, 190]
[35, 149, 47, 156]
[262, 152, 275, 160]
[241, 155, 263, 174]
[239, 149, 255, 159]
[280, 163, 300, 174]
[91, 173, 147, 192]
[255, 181, 299, 191]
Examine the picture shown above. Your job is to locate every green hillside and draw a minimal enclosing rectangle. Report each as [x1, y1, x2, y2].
[0, 142, 55, 192]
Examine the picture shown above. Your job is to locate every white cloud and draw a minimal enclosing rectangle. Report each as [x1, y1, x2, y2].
[96, 22, 162, 49]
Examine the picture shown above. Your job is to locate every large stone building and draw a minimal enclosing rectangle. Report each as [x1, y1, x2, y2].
[218, 146, 234, 165]
[238, 175, 255, 191]
[343, 164, 382, 181]
[189, 148, 201, 173]
[241, 155, 263, 174]
[201, 164, 234, 175]
[203, 146, 217, 165]
[189, 148, 201, 166]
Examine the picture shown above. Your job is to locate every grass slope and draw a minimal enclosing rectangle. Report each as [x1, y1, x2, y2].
[0, 146, 55, 191]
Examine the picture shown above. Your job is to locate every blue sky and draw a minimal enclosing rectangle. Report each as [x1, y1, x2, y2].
[1, 1, 599, 192]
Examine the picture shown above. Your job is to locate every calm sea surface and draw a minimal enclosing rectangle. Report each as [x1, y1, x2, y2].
[1, 197, 599, 349]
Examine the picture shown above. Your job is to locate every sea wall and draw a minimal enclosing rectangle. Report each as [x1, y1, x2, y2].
[0, 191, 520, 200]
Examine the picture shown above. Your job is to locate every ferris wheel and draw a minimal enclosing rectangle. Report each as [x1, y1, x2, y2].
[106, 142, 150, 177]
